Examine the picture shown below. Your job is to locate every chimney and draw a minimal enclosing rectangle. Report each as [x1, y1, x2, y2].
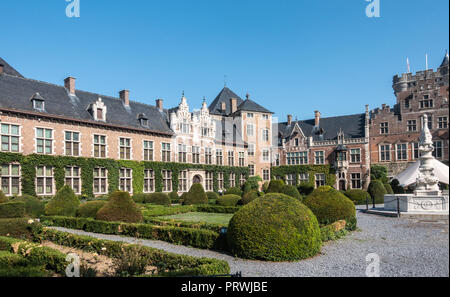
[314, 110, 321, 126]
[0, 64, 4, 75]
[156, 99, 163, 111]
[119, 90, 130, 106]
[221, 102, 226, 112]
[64, 77, 76, 95]
[230, 98, 237, 114]
[287, 114, 293, 125]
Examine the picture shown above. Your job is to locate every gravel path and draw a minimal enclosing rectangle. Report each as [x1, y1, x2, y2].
[49, 208, 449, 277]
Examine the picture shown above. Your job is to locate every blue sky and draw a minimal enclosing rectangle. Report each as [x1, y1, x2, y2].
[1, 0, 448, 122]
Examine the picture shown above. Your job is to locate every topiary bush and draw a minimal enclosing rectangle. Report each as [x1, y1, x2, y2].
[169, 191, 179, 203]
[225, 187, 243, 197]
[262, 182, 269, 193]
[297, 182, 315, 196]
[216, 194, 241, 207]
[144, 193, 170, 206]
[44, 185, 80, 217]
[206, 192, 219, 202]
[241, 191, 260, 205]
[368, 180, 387, 204]
[179, 192, 188, 204]
[183, 184, 208, 205]
[0, 218, 43, 240]
[304, 186, 357, 231]
[266, 180, 285, 193]
[77, 201, 107, 218]
[280, 185, 302, 201]
[12, 195, 45, 218]
[390, 179, 405, 194]
[344, 189, 371, 205]
[0, 202, 25, 218]
[132, 193, 146, 204]
[383, 183, 394, 194]
[96, 191, 143, 223]
[242, 176, 262, 194]
[227, 193, 322, 261]
[0, 191, 8, 204]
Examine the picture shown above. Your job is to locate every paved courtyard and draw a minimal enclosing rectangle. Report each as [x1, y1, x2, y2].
[50, 207, 449, 277]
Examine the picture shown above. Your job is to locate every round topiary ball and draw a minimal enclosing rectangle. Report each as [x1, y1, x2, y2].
[303, 186, 356, 230]
[241, 191, 260, 205]
[368, 180, 387, 204]
[77, 201, 107, 218]
[96, 191, 142, 223]
[266, 180, 285, 193]
[225, 187, 243, 197]
[44, 185, 80, 217]
[344, 189, 371, 205]
[216, 194, 241, 206]
[183, 183, 208, 205]
[280, 185, 302, 201]
[227, 193, 322, 261]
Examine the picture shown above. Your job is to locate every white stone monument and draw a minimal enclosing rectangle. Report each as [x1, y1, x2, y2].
[384, 115, 449, 214]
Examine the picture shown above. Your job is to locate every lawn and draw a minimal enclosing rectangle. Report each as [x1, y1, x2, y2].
[159, 212, 234, 225]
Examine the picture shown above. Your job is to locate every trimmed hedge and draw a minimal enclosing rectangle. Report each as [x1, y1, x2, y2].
[194, 205, 240, 214]
[304, 186, 357, 231]
[298, 182, 315, 196]
[45, 185, 80, 217]
[145, 217, 225, 232]
[41, 229, 230, 276]
[0, 218, 43, 241]
[225, 187, 243, 197]
[384, 183, 394, 194]
[241, 191, 260, 205]
[227, 193, 322, 261]
[183, 184, 208, 205]
[368, 180, 387, 204]
[0, 191, 8, 203]
[132, 193, 146, 204]
[144, 193, 170, 206]
[169, 191, 179, 203]
[216, 194, 241, 207]
[0, 265, 48, 277]
[96, 191, 143, 223]
[206, 192, 219, 202]
[0, 202, 25, 218]
[344, 189, 371, 205]
[280, 185, 302, 201]
[12, 195, 45, 217]
[41, 216, 226, 250]
[77, 201, 107, 218]
[266, 180, 285, 193]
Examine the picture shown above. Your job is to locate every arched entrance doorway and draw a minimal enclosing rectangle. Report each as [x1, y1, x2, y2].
[339, 180, 346, 191]
[193, 175, 202, 184]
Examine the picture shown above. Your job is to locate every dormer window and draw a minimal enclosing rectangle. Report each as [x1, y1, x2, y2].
[97, 108, 103, 120]
[31, 93, 45, 111]
[138, 113, 149, 127]
[90, 97, 107, 121]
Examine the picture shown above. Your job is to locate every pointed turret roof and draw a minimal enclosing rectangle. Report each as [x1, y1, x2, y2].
[208, 87, 243, 115]
[440, 51, 449, 67]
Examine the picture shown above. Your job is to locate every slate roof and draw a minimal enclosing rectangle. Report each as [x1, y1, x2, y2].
[208, 87, 244, 115]
[440, 52, 449, 67]
[0, 57, 24, 78]
[276, 113, 366, 142]
[237, 98, 273, 114]
[0, 60, 172, 135]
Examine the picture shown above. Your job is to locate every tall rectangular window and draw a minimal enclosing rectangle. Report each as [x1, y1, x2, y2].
[36, 166, 53, 195]
[143, 141, 154, 161]
[217, 172, 224, 191]
[407, 120, 417, 132]
[239, 174, 246, 186]
[248, 144, 255, 156]
[143, 169, 155, 193]
[205, 148, 212, 165]
[438, 117, 448, 129]
[1, 124, 19, 152]
[380, 122, 389, 134]
[229, 173, 236, 188]
[162, 170, 172, 192]
[413, 142, 419, 159]
[247, 124, 254, 136]
[239, 152, 245, 166]
[162, 143, 171, 162]
[1, 164, 20, 196]
[263, 169, 270, 181]
[262, 150, 270, 162]
[178, 170, 188, 192]
[65, 131, 80, 156]
[119, 138, 131, 160]
[433, 141, 443, 159]
[65, 166, 81, 194]
[216, 149, 223, 165]
[314, 151, 325, 164]
[380, 145, 390, 162]
[93, 135, 106, 158]
[286, 174, 296, 186]
[36, 128, 53, 154]
[178, 144, 187, 163]
[350, 149, 361, 163]
[119, 168, 132, 193]
[228, 151, 234, 166]
[205, 172, 213, 191]
[93, 167, 108, 194]
[396, 143, 407, 161]
[262, 129, 269, 142]
[192, 146, 200, 164]
[248, 165, 255, 176]
[351, 173, 362, 189]
[315, 174, 325, 188]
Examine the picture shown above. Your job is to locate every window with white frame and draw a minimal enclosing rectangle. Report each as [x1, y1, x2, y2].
[119, 168, 132, 193]
[315, 173, 325, 188]
[263, 169, 270, 181]
[229, 173, 235, 188]
[433, 141, 443, 159]
[205, 148, 212, 165]
[380, 122, 389, 134]
[63, 132, 79, 157]
[143, 169, 155, 193]
[351, 173, 362, 189]
[287, 152, 308, 165]
[286, 174, 296, 185]
[350, 149, 361, 163]
[1, 164, 20, 196]
[438, 117, 448, 129]
[314, 151, 325, 164]
[396, 143, 407, 161]
[162, 170, 172, 192]
[239, 174, 246, 186]
[299, 173, 309, 184]
[247, 113, 254, 118]
[178, 144, 187, 163]
[248, 144, 255, 156]
[178, 170, 188, 192]
[262, 129, 269, 142]
[93, 135, 106, 158]
[205, 171, 213, 191]
[216, 149, 223, 165]
[407, 120, 417, 132]
[180, 119, 190, 134]
[239, 152, 245, 166]
[36, 166, 53, 195]
[427, 115, 433, 130]
[419, 95, 433, 109]
[262, 149, 270, 162]
[192, 146, 200, 164]
[119, 138, 131, 160]
[413, 142, 420, 159]
[143, 141, 154, 161]
[379, 144, 390, 161]
[228, 151, 234, 166]
[248, 164, 255, 176]
[247, 124, 254, 137]
[93, 167, 108, 194]
[262, 114, 269, 120]
[36, 128, 53, 154]
[162, 143, 171, 162]
[65, 166, 81, 194]
[217, 172, 224, 190]
[1, 124, 19, 152]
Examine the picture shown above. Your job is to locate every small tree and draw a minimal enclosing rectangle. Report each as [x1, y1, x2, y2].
[370, 165, 389, 184]
[45, 185, 80, 217]
[368, 180, 387, 205]
[183, 183, 208, 205]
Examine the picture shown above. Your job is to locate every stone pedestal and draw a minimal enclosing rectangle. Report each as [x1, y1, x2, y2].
[384, 194, 449, 213]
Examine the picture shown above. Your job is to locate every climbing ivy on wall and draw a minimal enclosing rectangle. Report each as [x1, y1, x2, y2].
[0, 152, 249, 197]
[271, 165, 336, 187]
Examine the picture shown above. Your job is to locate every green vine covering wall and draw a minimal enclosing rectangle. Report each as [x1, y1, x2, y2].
[0, 152, 249, 197]
[271, 165, 336, 186]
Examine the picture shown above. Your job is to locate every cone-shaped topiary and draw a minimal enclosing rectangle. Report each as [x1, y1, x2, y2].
[44, 185, 80, 217]
[0, 191, 8, 204]
[383, 183, 394, 194]
[368, 180, 387, 204]
[13, 195, 45, 217]
[304, 186, 357, 230]
[216, 194, 241, 206]
[227, 193, 322, 261]
[225, 187, 243, 197]
[77, 201, 107, 218]
[266, 180, 285, 193]
[182, 183, 208, 205]
[96, 191, 142, 223]
[344, 189, 371, 205]
[280, 185, 303, 201]
[241, 190, 261, 205]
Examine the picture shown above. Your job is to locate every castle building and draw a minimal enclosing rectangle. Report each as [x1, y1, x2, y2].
[369, 52, 449, 177]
